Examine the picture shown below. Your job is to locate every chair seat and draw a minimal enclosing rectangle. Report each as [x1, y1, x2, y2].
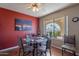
[38, 46, 46, 51]
[62, 44, 75, 51]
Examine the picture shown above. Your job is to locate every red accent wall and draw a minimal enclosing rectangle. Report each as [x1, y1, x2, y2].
[0, 8, 39, 49]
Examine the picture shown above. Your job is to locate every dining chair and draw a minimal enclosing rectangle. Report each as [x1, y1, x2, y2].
[37, 37, 52, 56]
[61, 35, 76, 56]
[46, 39, 52, 56]
[18, 37, 33, 56]
[43, 36, 52, 56]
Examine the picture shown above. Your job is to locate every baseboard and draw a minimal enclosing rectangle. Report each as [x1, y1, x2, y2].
[0, 44, 27, 53]
[0, 46, 19, 53]
[51, 45, 79, 56]
[51, 45, 62, 50]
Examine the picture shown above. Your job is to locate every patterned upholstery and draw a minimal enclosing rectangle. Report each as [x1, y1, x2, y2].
[62, 44, 75, 51]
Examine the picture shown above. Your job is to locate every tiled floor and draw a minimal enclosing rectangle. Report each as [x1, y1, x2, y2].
[3, 47, 73, 56]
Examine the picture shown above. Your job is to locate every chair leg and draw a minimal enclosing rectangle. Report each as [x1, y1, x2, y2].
[44, 51, 47, 56]
[19, 48, 21, 56]
[22, 49, 25, 56]
[62, 48, 64, 56]
[40, 52, 42, 56]
[49, 49, 51, 56]
[23, 52, 25, 56]
[45, 52, 47, 56]
[73, 51, 76, 56]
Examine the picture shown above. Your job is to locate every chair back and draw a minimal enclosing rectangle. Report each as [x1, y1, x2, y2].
[37, 37, 48, 50]
[46, 39, 51, 49]
[64, 35, 75, 46]
[43, 36, 51, 49]
[18, 37, 24, 49]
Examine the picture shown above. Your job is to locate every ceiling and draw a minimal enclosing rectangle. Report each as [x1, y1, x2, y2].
[0, 3, 75, 17]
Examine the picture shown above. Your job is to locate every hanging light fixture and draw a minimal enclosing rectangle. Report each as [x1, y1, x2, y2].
[27, 3, 41, 12]
[32, 3, 39, 12]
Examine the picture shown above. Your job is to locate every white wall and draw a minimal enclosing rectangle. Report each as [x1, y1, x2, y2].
[39, 4, 79, 55]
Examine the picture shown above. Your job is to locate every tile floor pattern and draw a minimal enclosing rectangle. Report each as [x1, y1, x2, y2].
[0, 47, 73, 56]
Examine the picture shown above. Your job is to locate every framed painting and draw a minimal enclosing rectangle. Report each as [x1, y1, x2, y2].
[15, 18, 32, 31]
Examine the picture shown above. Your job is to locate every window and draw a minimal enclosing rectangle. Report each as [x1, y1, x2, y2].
[46, 23, 61, 37]
[44, 16, 68, 39]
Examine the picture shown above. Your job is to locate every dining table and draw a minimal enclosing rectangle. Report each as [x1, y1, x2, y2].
[23, 36, 47, 56]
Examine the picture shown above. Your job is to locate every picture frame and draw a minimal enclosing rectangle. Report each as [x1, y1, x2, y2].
[15, 18, 32, 31]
